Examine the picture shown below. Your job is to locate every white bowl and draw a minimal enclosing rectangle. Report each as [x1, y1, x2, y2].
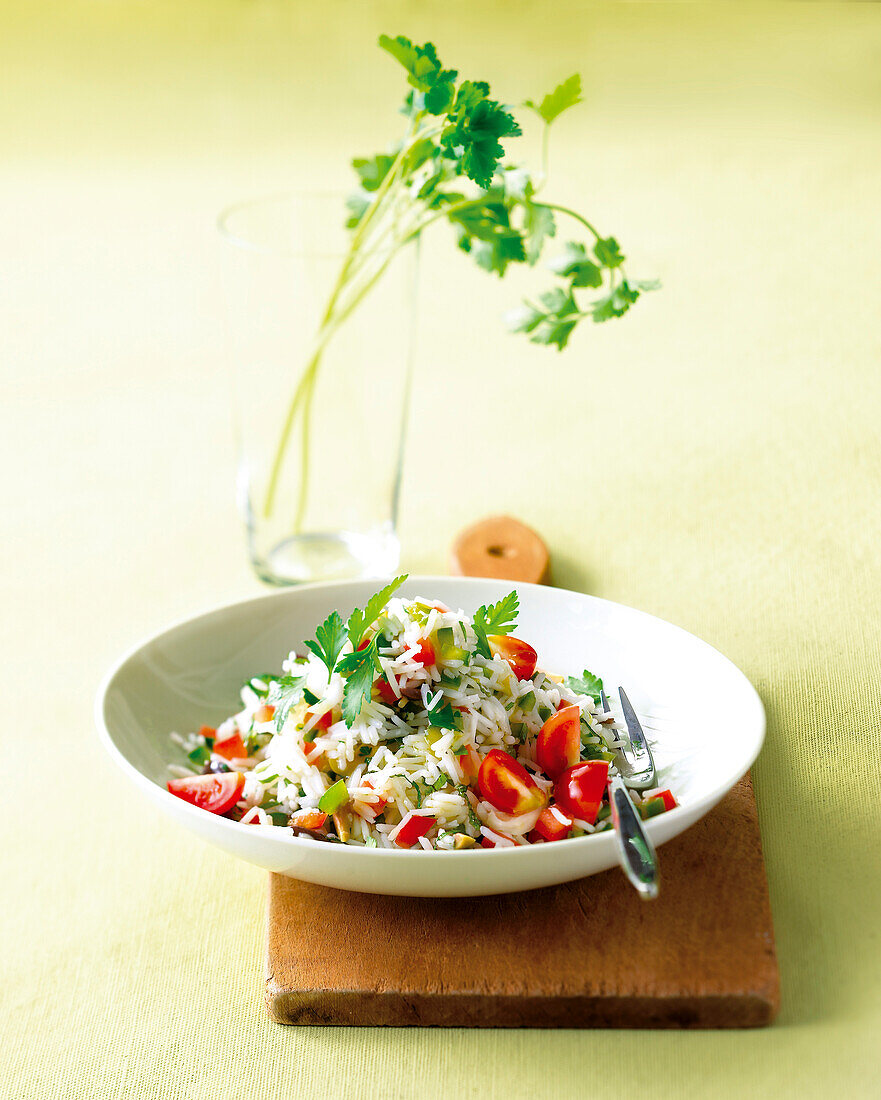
[96, 577, 765, 897]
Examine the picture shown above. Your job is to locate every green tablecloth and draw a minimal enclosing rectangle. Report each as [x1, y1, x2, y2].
[4, 2, 880, 1096]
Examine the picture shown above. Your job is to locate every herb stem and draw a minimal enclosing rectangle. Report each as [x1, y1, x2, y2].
[541, 203, 603, 242]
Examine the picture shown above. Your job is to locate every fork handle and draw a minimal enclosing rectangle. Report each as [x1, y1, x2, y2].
[608, 772, 659, 899]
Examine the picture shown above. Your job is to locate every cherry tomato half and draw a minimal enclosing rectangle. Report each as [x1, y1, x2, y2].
[213, 731, 247, 761]
[530, 805, 574, 843]
[478, 749, 547, 815]
[536, 704, 581, 780]
[393, 812, 436, 848]
[553, 760, 610, 824]
[167, 771, 244, 815]
[289, 809, 328, 830]
[488, 635, 538, 680]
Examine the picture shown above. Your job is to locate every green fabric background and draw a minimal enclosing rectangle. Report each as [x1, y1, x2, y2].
[3, 2, 880, 1096]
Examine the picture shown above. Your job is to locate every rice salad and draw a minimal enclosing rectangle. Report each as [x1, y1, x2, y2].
[167, 577, 678, 849]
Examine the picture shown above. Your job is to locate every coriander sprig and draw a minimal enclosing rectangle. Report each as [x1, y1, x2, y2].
[264, 36, 656, 526]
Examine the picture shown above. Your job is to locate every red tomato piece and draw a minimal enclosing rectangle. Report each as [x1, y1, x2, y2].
[487, 635, 538, 680]
[536, 705, 582, 780]
[213, 731, 247, 761]
[374, 677, 398, 705]
[289, 809, 328, 830]
[167, 772, 244, 815]
[531, 805, 574, 843]
[393, 812, 435, 848]
[553, 761, 610, 824]
[480, 828, 515, 849]
[305, 707, 333, 731]
[455, 746, 480, 785]
[254, 704, 275, 724]
[356, 637, 371, 651]
[198, 725, 216, 739]
[362, 779, 388, 812]
[654, 788, 677, 811]
[411, 638, 436, 666]
[478, 749, 547, 815]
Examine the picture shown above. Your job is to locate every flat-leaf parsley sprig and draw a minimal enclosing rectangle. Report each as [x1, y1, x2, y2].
[264, 36, 657, 527]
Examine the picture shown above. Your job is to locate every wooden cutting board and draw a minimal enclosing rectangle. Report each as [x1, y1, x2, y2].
[266, 523, 777, 1027]
[265, 773, 779, 1028]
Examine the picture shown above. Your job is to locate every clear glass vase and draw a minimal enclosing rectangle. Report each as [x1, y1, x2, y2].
[218, 194, 418, 585]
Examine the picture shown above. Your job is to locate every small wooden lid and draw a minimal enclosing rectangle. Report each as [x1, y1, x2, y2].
[450, 515, 550, 585]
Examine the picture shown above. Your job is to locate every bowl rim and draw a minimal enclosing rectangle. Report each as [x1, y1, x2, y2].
[95, 575, 766, 860]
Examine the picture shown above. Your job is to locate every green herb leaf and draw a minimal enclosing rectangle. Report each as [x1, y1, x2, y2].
[525, 74, 583, 125]
[591, 279, 640, 323]
[305, 611, 348, 677]
[441, 81, 521, 189]
[346, 574, 409, 647]
[522, 201, 556, 265]
[593, 236, 625, 268]
[566, 668, 604, 703]
[547, 241, 603, 288]
[456, 785, 483, 832]
[337, 640, 381, 725]
[473, 590, 519, 658]
[426, 699, 457, 731]
[267, 673, 308, 733]
[352, 153, 395, 192]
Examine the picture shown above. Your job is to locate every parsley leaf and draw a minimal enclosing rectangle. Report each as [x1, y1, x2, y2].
[566, 669, 604, 704]
[547, 241, 604, 288]
[523, 201, 556, 265]
[426, 699, 457, 731]
[352, 153, 395, 192]
[305, 611, 348, 677]
[593, 236, 625, 269]
[473, 590, 519, 658]
[525, 74, 583, 125]
[337, 639, 381, 725]
[591, 279, 640, 323]
[346, 574, 409, 647]
[456, 785, 483, 832]
[267, 673, 308, 733]
[441, 82, 521, 189]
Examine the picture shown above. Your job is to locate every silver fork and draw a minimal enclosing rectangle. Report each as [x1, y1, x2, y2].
[601, 687, 659, 899]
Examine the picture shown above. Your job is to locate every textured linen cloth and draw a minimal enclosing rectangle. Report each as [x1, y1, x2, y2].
[2, 2, 880, 1097]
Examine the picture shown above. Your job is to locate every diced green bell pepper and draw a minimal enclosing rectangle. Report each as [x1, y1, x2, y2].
[318, 779, 349, 814]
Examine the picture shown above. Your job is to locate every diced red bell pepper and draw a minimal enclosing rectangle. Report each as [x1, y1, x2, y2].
[198, 725, 216, 740]
[411, 639, 436, 666]
[374, 676, 398, 705]
[478, 749, 547, 815]
[393, 812, 435, 848]
[487, 635, 538, 680]
[536, 705, 581, 780]
[654, 788, 677, 811]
